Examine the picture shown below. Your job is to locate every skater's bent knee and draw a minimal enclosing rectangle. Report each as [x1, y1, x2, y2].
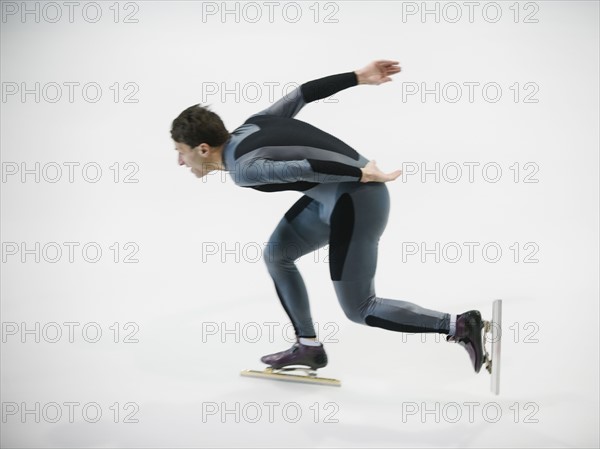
[263, 243, 284, 265]
[339, 305, 368, 325]
[263, 240, 304, 266]
[335, 290, 375, 325]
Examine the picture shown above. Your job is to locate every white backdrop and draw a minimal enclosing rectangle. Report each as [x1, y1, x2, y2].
[1, 1, 598, 447]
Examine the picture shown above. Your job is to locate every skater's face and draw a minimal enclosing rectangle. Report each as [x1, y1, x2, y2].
[174, 141, 214, 178]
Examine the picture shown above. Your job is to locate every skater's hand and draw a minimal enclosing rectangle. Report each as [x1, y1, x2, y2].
[355, 60, 401, 85]
[360, 160, 402, 183]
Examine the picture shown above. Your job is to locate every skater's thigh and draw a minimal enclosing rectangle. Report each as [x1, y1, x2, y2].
[329, 183, 390, 281]
[267, 195, 330, 258]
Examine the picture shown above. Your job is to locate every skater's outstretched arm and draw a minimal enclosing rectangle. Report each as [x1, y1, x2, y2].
[233, 60, 402, 186]
[354, 60, 401, 86]
[250, 60, 401, 119]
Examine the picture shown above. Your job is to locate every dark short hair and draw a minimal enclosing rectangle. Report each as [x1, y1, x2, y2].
[170, 104, 230, 148]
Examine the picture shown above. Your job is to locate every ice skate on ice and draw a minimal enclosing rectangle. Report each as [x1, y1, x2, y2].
[240, 341, 341, 387]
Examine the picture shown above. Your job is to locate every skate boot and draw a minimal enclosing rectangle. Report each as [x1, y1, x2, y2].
[260, 340, 328, 370]
[447, 310, 484, 373]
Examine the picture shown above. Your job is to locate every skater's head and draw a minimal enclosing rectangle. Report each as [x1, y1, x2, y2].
[171, 104, 230, 178]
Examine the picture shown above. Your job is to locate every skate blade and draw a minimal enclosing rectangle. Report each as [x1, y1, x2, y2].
[483, 299, 502, 395]
[240, 368, 341, 387]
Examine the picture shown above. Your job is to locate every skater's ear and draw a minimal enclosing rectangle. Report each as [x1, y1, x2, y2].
[192, 143, 211, 156]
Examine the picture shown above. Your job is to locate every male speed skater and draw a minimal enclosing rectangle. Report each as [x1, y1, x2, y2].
[170, 60, 486, 375]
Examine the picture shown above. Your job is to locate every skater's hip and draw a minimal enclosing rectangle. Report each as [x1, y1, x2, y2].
[303, 182, 390, 228]
[306, 181, 390, 204]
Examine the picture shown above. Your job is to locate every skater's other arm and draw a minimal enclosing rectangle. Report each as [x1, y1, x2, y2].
[235, 158, 401, 186]
[235, 157, 363, 186]
[359, 160, 402, 183]
[250, 60, 401, 119]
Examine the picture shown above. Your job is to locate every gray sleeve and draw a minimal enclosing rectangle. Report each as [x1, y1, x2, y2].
[249, 72, 358, 119]
[234, 158, 363, 186]
[249, 85, 306, 119]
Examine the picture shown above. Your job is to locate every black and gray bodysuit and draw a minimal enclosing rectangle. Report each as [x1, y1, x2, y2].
[222, 71, 450, 338]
